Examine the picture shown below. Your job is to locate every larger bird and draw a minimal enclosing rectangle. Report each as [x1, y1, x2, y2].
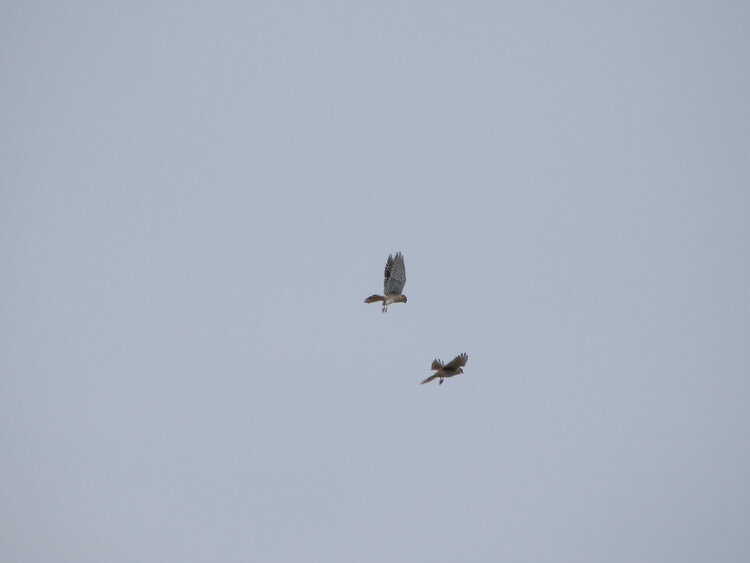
[421, 353, 469, 385]
[364, 252, 407, 313]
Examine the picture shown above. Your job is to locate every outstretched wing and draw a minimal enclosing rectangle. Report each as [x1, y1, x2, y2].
[383, 252, 406, 295]
[443, 353, 468, 371]
[431, 359, 444, 371]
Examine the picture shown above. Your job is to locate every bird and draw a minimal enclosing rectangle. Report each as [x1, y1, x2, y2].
[364, 252, 407, 313]
[421, 353, 468, 385]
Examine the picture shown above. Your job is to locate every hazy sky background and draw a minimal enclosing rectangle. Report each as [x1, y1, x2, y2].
[2, 2, 749, 562]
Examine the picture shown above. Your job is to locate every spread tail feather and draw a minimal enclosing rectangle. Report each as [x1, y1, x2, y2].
[365, 294, 385, 303]
[421, 374, 440, 385]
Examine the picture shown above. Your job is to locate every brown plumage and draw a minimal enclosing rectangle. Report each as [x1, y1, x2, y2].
[421, 353, 468, 385]
[364, 252, 407, 313]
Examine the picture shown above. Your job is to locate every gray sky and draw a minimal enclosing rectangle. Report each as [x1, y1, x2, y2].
[2, 2, 749, 562]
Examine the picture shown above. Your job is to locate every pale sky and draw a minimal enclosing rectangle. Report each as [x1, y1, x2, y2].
[2, 3, 749, 562]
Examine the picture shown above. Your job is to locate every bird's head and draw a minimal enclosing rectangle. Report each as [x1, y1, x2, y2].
[457, 368, 464, 375]
[402, 295, 408, 303]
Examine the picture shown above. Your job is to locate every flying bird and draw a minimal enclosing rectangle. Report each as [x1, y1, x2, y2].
[364, 252, 407, 313]
[421, 353, 468, 385]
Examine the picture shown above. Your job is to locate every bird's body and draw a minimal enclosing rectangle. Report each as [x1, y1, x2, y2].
[421, 353, 469, 385]
[364, 252, 407, 313]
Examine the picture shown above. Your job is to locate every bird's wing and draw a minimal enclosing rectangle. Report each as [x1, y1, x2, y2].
[431, 359, 444, 370]
[383, 252, 406, 295]
[443, 353, 468, 371]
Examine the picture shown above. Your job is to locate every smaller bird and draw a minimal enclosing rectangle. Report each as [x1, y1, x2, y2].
[364, 251, 407, 313]
[421, 353, 469, 385]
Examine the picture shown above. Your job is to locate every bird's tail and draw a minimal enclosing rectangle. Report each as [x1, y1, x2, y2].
[364, 294, 385, 303]
[421, 374, 440, 385]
